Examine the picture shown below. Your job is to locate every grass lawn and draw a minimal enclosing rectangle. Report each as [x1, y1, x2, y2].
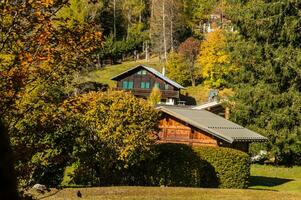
[30, 186, 301, 200]
[249, 164, 301, 192]
[30, 165, 301, 200]
[79, 57, 163, 87]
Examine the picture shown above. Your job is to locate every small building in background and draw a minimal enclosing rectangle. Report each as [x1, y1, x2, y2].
[111, 65, 185, 105]
[157, 106, 267, 152]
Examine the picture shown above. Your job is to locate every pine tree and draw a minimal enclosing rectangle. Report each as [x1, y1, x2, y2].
[227, 0, 301, 165]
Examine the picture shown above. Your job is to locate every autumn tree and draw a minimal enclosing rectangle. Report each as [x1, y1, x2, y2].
[0, 0, 103, 188]
[198, 29, 234, 88]
[148, 86, 162, 105]
[62, 91, 159, 185]
[166, 52, 191, 86]
[178, 37, 200, 86]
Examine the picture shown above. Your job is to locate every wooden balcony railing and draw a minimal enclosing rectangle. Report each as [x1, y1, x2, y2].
[114, 87, 179, 98]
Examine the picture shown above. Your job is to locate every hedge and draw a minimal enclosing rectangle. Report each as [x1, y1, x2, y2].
[194, 146, 250, 188]
[142, 143, 218, 187]
[66, 144, 250, 188]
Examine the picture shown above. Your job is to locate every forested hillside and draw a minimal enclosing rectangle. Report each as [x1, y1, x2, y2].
[0, 0, 300, 198]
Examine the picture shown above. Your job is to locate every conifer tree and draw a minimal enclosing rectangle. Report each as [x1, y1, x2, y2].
[227, 0, 301, 165]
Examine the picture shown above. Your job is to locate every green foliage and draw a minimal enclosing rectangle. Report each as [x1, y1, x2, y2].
[183, 0, 219, 37]
[99, 36, 144, 64]
[143, 143, 218, 187]
[226, 0, 301, 165]
[194, 146, 250, 188]
[56, 0, 103, 27]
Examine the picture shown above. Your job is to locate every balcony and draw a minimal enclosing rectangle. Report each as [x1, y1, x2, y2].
[114, 87, 180, 99]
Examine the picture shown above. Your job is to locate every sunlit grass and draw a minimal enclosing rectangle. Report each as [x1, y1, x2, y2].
[31, 186, 301, 200]
[249, 164, 301, 192]
[79, 57, 163, 87]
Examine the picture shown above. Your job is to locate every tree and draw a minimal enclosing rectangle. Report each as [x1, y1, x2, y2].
[198, 29, 235, 88]
[166, 52, 191, 86]
[150, 0, 186, 62]
[0, 0, 103, 121]
[56, 0, 104, 27]
[226, 0, 301, 165]
[62, 91, 160, 184]
[148, 86, 162, 105]
[182, 0, 219, 37]
[0, 0, 104, 188]
[178, 37, 201, 86]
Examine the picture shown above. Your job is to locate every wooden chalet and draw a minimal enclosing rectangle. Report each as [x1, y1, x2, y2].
[111, 65, 185, 105]
[157, 106, 267, 152]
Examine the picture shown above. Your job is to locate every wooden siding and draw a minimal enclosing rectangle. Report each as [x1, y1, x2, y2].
[115, 68, 180, 99]
[159, 114, 218, 147]
[158, 113, 249, 152]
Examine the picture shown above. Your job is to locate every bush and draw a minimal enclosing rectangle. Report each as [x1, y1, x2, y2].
[147, 143, 218, 187]
[194, 146, 250, 188]
[122, 143, 218, 187]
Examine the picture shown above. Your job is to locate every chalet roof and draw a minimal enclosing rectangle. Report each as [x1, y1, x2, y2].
[111, 65, 185, 89]
[157, 106, 267, 143]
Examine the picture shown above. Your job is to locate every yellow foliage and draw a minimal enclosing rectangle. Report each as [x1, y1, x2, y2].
[198, 29, 236, 88]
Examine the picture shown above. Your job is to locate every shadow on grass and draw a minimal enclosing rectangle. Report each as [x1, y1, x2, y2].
[249, 176, 293, 187]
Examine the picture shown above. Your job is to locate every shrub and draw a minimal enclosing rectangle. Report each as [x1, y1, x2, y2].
[123, 143, 218, 187]
[194, 146, 250, 188]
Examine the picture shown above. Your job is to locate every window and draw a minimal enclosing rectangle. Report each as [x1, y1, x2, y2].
[155, 83, 160, 89]
[140, 82, 150, 89]
[137, 70, 147, 75]
[128, 81, 134, 89]
[122, 81, 134, 89]
[122, 81, 128, 89]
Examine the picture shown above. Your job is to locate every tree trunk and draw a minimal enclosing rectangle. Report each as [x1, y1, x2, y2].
[113, 0, 116, 39]
[170, 0, 174, 52]
[162, 0, 167, 62]
[0, 122, 19, 200]
[145, 41, 149, 62]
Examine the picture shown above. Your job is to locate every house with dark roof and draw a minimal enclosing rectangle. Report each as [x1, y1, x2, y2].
[111, 65, 184, 105]
[157, 106, 267, 152]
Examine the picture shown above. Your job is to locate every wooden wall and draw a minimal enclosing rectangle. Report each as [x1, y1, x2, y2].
[159, 114, 218, 147]
[158, 114, 249, 152]
[115, 67, 180, 99]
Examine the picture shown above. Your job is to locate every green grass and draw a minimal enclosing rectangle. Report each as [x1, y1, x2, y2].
[30, 165, 301, 200]
[249, 164, 301, 192]
[79, 57, 163, 87]
[30, 186, 301, 200]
